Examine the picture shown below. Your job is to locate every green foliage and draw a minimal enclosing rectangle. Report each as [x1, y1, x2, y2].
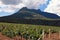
[0, 22, 60, 39]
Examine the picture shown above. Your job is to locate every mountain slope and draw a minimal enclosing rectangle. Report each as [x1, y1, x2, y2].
[1, 7, 60, 19]
[5, 7, 47, 19]
[11, 7, 60, 19]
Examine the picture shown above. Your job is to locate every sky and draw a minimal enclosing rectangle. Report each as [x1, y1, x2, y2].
[45, 0, 60, 16]
[0, 0, 60, 17]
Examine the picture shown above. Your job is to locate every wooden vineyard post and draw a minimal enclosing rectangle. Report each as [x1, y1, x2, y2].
[32, 37, 33, 40]
[49, 29, 51, 39]
[21, 35, 23, 40]
[42, 29, 44, 40]
[59, 31, 60, 39]
[28, 36, 30, 40]
[38, 38, 40, 40]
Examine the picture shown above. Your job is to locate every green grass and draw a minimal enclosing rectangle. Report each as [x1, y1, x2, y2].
[0, 22, 60, 39]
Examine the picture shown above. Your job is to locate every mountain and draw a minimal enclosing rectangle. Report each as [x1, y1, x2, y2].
[7, 7, 47, 19]
[0, 7, 60, 26]
[12, 7, 60, 19]
[1, 7, 60, 19]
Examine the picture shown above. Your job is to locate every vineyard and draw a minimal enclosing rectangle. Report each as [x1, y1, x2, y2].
[0, 22, 60, 40]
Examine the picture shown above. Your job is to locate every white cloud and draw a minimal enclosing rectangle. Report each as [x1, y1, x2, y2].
[44, 0, 60, 16]
[0, 0, 48, 13]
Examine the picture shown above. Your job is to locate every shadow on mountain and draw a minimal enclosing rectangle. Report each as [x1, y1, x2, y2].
[0, 17, 60, 26]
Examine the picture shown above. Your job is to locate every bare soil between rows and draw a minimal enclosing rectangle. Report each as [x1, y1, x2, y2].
[44, 33, 60, 40]
[0, 32, 60, 40]
[0, 32, 26, 40]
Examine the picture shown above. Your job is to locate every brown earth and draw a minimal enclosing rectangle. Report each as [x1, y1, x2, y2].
[0, 32, 60, 40]
[44, 33, 60, 40]
[0, 32, 26, 40]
